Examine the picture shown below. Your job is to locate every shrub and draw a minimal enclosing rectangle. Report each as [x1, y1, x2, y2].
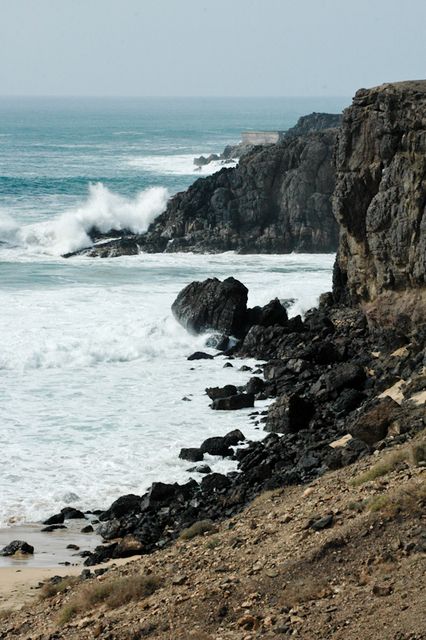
[57, 573, 162, 625]
[351, 449, 408, 486]
[179, 520, 216, 540]
[40, 576, 79, 599]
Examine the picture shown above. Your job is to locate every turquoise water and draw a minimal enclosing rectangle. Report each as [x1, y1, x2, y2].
[0, 97, 346, 525]
[0, 96, 348, 223]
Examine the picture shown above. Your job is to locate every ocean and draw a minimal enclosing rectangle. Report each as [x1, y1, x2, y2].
[0, 96, 348, 526]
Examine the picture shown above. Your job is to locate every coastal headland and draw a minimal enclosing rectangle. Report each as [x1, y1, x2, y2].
[1, 81, 425, 639]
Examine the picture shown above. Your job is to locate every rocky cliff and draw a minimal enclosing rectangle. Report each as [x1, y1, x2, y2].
[66, 113, 340, 257]
[333, 81, 426, 328]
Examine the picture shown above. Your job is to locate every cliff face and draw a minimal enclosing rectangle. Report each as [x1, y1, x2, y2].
[68, 113, 340, 258]
[333, 81, 426, 328]
[146, 128, 338, 254]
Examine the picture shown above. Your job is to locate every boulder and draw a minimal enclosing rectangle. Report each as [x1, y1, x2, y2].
[172, 277, 248, 337]
[223, 429, 246, 446]
[42, 512, 64, 525]
[200, 473, 231, 492]
[205, 384, 237, 400]
[246, 298, 288, 328]
[187, 351, 214, 361]
[61, 507, 86, 520]
[211, 393, 255, 411]
[349, 396, 401, 445]
[321, 363, 366, 395]
[99, 494, 141, 522]
[266, 393, 315, 433]
[0, 540, 34, 556]
[179, 447, 204, 462]
[200, 437, 233, 457]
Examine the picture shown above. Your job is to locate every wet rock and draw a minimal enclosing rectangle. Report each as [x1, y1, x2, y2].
[223, 429, 246, 446]
[99, 494, 141, 522]
[179, 447, 204, 462]
[61, 507, 86, 520]
[41, 525, 67, 532]
[200, 436, 233, 457]
[187, 464, 212, 474]
[211, 393, 254, 411]
[0, 540, 34, 556]
[81, 525, 94, 533]
[172, 277, 248, 337]
[246, 298, 288, 327]
[206, 384, 237, 400]
[42, 512, 64, 525]
[200, 473, 231, 492]
[245, 377, 266, 395]
[187, 351, 214, 360]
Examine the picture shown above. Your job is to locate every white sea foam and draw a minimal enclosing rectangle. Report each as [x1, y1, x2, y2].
[0, 210, 19, 238]
[0, 253, 334, 525]
[127, 153, 237, 176]
[5, 183, 168, 256]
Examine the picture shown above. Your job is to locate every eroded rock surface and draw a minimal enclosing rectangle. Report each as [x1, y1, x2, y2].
[333, 81, 426, 328]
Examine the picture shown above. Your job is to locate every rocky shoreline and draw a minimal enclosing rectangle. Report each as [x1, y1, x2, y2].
[3, 82, 425, 577]
[63, 112, 341, 258]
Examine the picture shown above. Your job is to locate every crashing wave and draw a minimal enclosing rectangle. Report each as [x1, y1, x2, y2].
[0, 183, 168, 256]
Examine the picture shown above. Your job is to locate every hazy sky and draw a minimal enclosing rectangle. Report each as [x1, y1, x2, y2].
[1, 0, 425, 97]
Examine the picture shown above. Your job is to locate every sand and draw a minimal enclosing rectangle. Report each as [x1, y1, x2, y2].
[0, 521, 135, 611]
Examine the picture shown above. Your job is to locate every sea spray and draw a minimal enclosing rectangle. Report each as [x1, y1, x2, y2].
[11, 184, 169, 256]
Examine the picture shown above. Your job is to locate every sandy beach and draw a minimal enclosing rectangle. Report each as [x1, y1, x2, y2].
[0, 522, 132, 612]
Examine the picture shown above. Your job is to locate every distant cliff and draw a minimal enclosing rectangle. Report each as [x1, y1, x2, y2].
[333, 81, 426, 328]
[67, 113, 341, 257]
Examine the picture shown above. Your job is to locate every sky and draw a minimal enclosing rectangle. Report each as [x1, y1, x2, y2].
[0, 0, 425, 97]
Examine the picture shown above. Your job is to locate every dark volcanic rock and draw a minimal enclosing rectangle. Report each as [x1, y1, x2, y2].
[67, 119, 339, 258]
[99, 494, 141, 522]
[206, 384, 238, 400]
[42, 512, 65, 525]
[266, 393, 315, 433]
[246, 298, 288, 328]
[223, 429, 246, 446]
[211, 393, 255, 411]
[173, 277, 248, 337]
[284, 112, 342, 139]
[61, 507, 86, 520]
[187, 351, 214, 360]
[200, 437, 233, 457]
[333, 81, 426, 329]
[179, 447, 204, 462]
[200, 473, 231, 492]
[349, 396, 401, 445]
[0, 540, 34, 556]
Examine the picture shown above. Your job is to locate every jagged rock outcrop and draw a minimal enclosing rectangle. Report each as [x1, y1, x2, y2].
[64, 113, 341, 258]
[171, 277, 248, 337]
[284, 112, 342, 138]
[172, 276, 290, 339]
[333, 81, 426, 328]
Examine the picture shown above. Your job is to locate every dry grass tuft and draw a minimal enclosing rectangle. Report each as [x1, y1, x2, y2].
[351, 449, 408, 486]
[40, 576, 79, 599]
[0, 609, 13, 622]
[368, 479, 426, 516]
[411, 441, 426, 466]
[179, 520, 216, 540]
[57, 573, 162, 625]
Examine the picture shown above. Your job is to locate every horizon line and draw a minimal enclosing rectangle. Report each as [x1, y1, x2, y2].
[0, 94, 351, 100]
